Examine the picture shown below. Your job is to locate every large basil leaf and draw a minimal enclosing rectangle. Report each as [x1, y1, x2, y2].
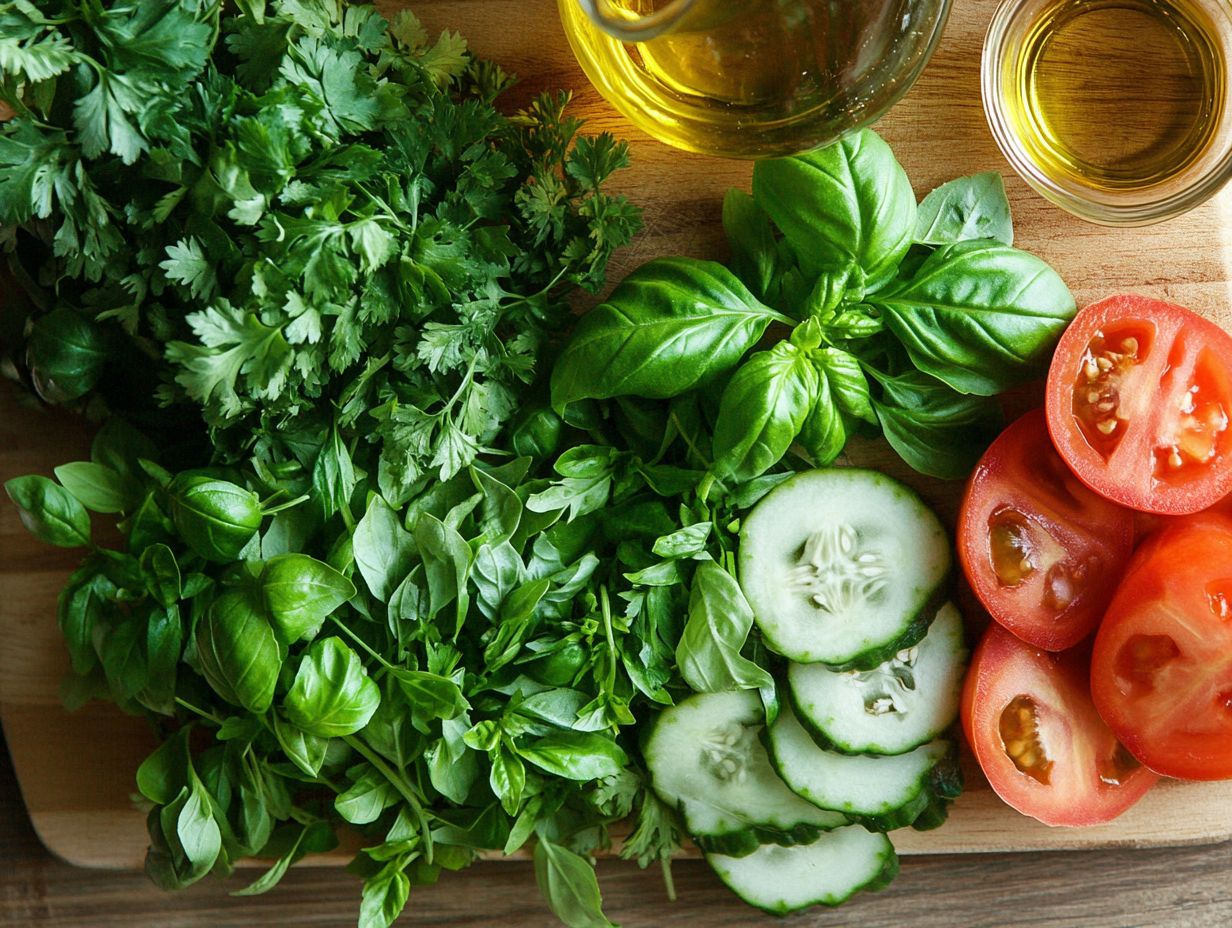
[5, 475, 92, 547]
[285, 636, 380, 738]
[261, 553, 355, 644]
[870, 367, 1005, 479]
[550, 257, 783, 409]
[915, 171, 1014, 246]
[871, 239, 1076, 395]
[195, 590, 281, 714]
[752, 128, 916, 291]
[711, 342, 819, 483]
[676, 561, 773, 693]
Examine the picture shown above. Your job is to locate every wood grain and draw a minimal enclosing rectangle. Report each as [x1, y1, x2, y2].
[3, 0, 1232, 895]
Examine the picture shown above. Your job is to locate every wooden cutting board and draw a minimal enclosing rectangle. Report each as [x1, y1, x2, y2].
[4, 0, 1232, 871]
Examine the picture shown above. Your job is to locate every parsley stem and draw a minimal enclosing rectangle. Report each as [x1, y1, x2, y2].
[599, 585, 617, 698]
[661, 858, 677, 903]
[327, 614, 398, 672]
[343, 735, 435, 865]
[175, 696, 225, 726]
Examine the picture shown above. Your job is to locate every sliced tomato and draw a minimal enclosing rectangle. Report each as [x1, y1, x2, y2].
[1046, 295, 1232, 515]
[1090, 513, 1232, 779]
[962, 625, 1159, 825]
[958, 409, 1133, 651]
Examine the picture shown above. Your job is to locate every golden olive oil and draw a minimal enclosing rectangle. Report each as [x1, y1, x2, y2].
[559, 0, 945, 157]
[1004, 0, 1226, 191]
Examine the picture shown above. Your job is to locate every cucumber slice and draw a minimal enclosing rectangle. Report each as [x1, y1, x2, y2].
[765, 701, 960, 831]
[645, 690, 846, 857]
[706, 825, 897, 915]
[787, 603, 967, 755]
[739, 468, 950, 668]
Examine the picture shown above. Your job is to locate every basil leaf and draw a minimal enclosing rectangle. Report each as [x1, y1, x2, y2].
[54, 461, 135, 514]
[285, 636, 380, 738]
[390, 668, 468, 732]
[140, 543, 182, 608]
[915, 171, 1014, 246]
[58, 570, 105, 674]
[872, 239, 1076, 395]
[676, 561, 773, 692]
[195, 590, 281, 714]
[5, 474, 91, 547]
[550, 257, 782, 409]
[815, 347, 876, 425]
[413, 513, 471, 628]
[427, 715, 478, 805]
[311, 421, 356, 521]
[334, 767, 400, 826]
[261, 553, 355, 644]
[711, 343, 820, 483]
[517, 731, 628, 781]
[167, 475, 262, 562]
[232, 821, 333, 896]
[472, 540, 525, 621]
[490, 745, 526, 815]
[137, 728, 190, 806]
[143, 604, 183, 714]
[91, 417, 158, 480]
[651, 522, 711, 559]
[799, 373, 847, 466]
[533, 838, 614, 928]
[870, 367, 1005, 479]
[272, 714, 330, 778]
[722, 188, 776, 301]
[752, 128, 916, 291]
[26, 306, 106, 403]
[359, 859, 411, 928]
[352, 495, 416, 603]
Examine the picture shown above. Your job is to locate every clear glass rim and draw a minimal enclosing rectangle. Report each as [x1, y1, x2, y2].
[981, 0, 1232, 227]
[574, 0, 699, 43]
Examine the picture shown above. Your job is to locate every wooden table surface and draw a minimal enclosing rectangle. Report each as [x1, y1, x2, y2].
[3, 727, 1232, 928]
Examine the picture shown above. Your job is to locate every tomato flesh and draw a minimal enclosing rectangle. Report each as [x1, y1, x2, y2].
[959, 410, 1134, 650]
[1090, 514, 1232, 779]
[962, 625, 1159, 826]
[1046, 295, 1232, 515]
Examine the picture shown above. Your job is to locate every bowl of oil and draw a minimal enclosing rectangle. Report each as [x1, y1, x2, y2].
[559, 0, 952, 159]
[983, 0, 1232, 225]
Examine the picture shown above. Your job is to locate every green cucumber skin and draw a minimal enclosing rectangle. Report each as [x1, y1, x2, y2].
[762, 726, 963, 833]
[856, 742, 964, 833]
[814, 579, 949, 673]
[708, 841, 900, 916]
[691, 819, 839, 857]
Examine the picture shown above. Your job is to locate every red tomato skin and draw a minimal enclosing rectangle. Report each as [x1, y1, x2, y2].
[1045, 295, 1232, 516]
[958, 409, 1134, 651]
[1090, 513, 1232, 780]
[962, 625, 1159, 826]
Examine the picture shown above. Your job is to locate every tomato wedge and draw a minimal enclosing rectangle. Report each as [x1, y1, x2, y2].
[1046, 295, 1232, 515]
[959, 409, 1133, 651]
[962, 625, 1158, 826]
[1090, 514, 1232, 779]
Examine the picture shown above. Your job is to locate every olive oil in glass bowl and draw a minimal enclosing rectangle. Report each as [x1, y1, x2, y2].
[559, 0, 952, 159]
[983, 0, 1232, 225]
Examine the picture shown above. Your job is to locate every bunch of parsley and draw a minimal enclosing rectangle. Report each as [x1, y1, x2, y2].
[0, 0, 639, 502]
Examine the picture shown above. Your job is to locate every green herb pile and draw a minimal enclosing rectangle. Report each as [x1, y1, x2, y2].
[2, 4, 1079, 926]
